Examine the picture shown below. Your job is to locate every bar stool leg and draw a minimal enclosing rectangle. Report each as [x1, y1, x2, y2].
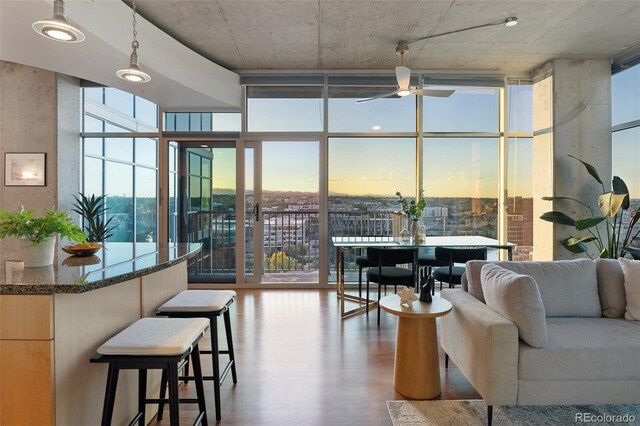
[191, 345, 209, 426]
[101, 364, 120, 426]
[183, 356, 190, 384]
[167, 362, 180, 426]
[156, 368, 167, 421]
[137, 369, 147, 426]
[210, 315, 222, 422]
[224, 310, 238, 384]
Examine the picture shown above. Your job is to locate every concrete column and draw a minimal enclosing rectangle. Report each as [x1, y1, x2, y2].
[56, 74, 81, 215]
[0, 61, 81, 255]
[532, 59, 612, 260]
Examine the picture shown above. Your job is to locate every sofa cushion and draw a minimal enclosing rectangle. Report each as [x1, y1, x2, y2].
[596, 259, 627, 318]
[466, 259, 601, 317]
[481, 264, 547, 347]
[518, 318, 640, 381]
[619, 257, 640, 321]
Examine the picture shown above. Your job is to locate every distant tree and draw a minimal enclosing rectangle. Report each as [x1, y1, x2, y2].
[266, 251, 296, 271]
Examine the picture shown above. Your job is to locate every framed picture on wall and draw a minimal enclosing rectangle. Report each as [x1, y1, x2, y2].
[4, 152, 46, 186]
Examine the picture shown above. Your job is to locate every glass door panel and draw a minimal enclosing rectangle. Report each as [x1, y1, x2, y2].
[244, 143, 262, 282]
[179, 142, 236, 282]
[261, 141, 319, 283]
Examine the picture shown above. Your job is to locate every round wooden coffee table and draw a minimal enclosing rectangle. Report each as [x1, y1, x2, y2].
[379, 294, 452, 399]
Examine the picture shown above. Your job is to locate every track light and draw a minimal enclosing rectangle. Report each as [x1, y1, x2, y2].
[117, 0, 151, 83]
[32, 0, 85, 43]
[406, 16, 519, 44]
[505, 17, 518, 27]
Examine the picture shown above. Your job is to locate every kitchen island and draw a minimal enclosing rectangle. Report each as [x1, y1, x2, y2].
[0, 242, 201, 425]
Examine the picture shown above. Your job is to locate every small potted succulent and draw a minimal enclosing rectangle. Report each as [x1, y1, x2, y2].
[0, 206, 87, 267]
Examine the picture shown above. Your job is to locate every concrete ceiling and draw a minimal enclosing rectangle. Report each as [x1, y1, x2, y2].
[132, 0, 640, 73]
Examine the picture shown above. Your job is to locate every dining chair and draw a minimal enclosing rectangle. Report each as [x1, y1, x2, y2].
[623, 246, 640, 260]
[355, 254, 376, 299]
[432, 247, 487, 291]
[366, 247, 417, 325]
[418, 248, 449, 294]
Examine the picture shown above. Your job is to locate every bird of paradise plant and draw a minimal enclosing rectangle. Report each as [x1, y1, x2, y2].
[540, 155, 640, 259]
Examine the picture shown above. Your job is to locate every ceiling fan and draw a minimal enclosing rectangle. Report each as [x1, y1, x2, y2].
[357, 42, 454, 103]
[357, 16, 518, 103]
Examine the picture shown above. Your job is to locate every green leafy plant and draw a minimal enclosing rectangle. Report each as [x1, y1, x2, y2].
[540, 155, 640, 259]
[395, 191, 426, 218]
[0, 206, 87, 245]
[71, 193, 117, 242]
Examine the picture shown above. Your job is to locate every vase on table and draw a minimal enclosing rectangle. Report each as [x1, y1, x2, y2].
[411, 219, 422, 244]
[20, 236, 56, 267]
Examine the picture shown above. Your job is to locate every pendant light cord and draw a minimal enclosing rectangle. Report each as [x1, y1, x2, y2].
[131, 0, 139, 51]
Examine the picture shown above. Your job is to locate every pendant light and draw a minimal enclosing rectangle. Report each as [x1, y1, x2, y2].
[116, 0, 151, 83]
[32, 0, 85, 43]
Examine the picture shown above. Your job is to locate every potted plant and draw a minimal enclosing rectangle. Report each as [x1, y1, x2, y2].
[395, 191, 427, 242]
[71, 193, 116, 244]
[0, 206, 87, 267]
[540, 155, 640, 259]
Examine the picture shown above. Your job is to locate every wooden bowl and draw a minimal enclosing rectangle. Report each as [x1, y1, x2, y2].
[61, 242, 102, 257]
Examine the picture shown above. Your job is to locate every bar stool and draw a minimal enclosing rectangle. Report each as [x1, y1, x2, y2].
[156, 290, 237, 422]
[90, 317, 209, 426]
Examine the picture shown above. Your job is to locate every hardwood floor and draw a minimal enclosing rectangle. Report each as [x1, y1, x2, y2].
[155, 289, 480, 425]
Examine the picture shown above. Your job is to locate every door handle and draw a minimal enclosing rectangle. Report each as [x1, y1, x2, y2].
[253, 203, 259, 222]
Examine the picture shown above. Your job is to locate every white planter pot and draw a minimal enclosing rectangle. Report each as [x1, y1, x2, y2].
[20, 236, 56, 267]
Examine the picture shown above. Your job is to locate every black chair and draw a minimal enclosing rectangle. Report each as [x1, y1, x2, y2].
[418, 248, 449, 294]
[432, 247, 487, 291]
[355, 254, 376, 299]
[366, 247, 417, 325]
[623, 246, 640, 260]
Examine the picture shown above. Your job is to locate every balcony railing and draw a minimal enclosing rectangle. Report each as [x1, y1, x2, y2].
[185, 208, 517, 279]
[186, 209, 399, 279]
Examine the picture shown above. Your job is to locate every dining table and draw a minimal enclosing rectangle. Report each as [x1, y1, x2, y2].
[332, 235, 516, 318]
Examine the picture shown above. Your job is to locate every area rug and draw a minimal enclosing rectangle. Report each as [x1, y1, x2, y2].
[387, 400, 640, 426]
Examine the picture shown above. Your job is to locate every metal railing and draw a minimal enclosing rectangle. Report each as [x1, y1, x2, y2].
[186, 209, 399, 277]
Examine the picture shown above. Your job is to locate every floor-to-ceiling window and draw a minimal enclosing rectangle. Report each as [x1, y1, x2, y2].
[507, 84, 534, 260]
[422, 85, 500, 260]
[327, 84, 417, 281]
[612, 63, 640, 249]
[81, 86, 158, 243]
[81, 73, 534, 286]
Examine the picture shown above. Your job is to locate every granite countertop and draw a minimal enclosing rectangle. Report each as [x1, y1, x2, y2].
[0, 242, 201, 295]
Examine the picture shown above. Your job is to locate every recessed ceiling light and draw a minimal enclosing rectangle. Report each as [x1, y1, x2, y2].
[505, 17, 518, 27]
[372, 125, 382, 131]
[32, 0, 85, 43]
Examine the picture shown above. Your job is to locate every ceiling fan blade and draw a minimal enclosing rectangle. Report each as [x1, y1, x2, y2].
[356, 91, 399, 103]
[395, 66, 411, 90]
[410, 89, 455, 98]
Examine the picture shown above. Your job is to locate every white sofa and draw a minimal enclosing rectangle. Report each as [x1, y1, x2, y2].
[440, 258, 640, 423]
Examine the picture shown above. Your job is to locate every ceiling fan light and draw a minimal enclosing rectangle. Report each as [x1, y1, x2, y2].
[505, 17, 518, 27]
[32, 0, 84, 43]
[397, 89, 411, 97]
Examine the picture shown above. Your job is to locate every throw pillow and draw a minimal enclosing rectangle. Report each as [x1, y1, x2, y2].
[618, 257, 640, 321]
[481, 264, 547, 347]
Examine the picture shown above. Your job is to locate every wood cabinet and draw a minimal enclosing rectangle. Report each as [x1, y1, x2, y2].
[0, 261, 188, 425]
